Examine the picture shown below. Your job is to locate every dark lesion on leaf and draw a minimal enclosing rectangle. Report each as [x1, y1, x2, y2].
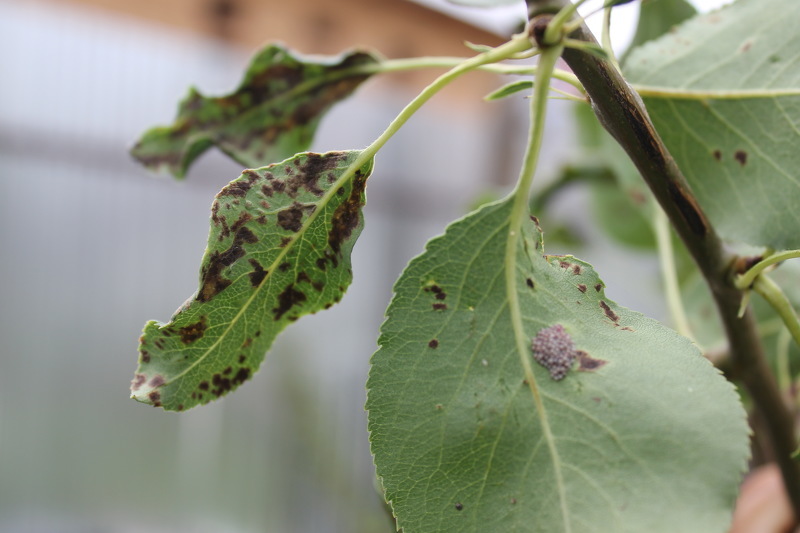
[577, 350, 608, 371]
[198, 226, 259, 302]
[734, 150, 748, 166]
[277, 202, 316, 232]
[179, 316, 208, 344]
[599, 300, 620, 325]
[327, 167, 368, 258]
[149, 375, 166, 388]
[432, 303, 448, 311]
[131, 374, 147, 391]
[148, 391, 162, 407]
[248, 259, 268, 287]
[577, 284, 587, 293]
[272, 283, 307, 320]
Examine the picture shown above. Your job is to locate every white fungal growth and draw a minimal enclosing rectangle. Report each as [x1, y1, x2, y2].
[531, 324, 576, 381]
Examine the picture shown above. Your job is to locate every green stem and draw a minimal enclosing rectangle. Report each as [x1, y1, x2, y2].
[505, 43, 572, 532]
[753, 275, 800, 352]
[777, 326, 792, 394]
[736, 250, 800, 289]
[654, 208, 695, 343]
[601, 6, 619, 69]
[344, 36, 534, 176]
[371, 56, 584, 92]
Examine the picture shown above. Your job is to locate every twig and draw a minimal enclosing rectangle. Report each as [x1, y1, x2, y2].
[525, 0, 800, 522]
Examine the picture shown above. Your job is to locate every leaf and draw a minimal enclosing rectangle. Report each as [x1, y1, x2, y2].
[367, 199, 748, 532]
[624, 0, 800, 249]
[131, 45, 380, 179]
[621, 0, 697, 64]
[484, 80, 533, 101]
[131, 150, 373, 411]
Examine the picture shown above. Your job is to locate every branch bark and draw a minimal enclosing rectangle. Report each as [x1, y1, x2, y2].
[525, 0, 800, 522]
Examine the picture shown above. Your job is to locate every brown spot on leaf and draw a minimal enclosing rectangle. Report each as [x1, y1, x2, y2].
[572, 264, 582, 275]
[577, 350, 608, 371]
[559, 260, 571, 270]
[131, 374, 147, 391]
[526, 278, 534, 289]
[141, 351, 151, 363]
[455, 503, 464, 511]
[599, 301, 620, 324]
[280, 237, 291, 247]
[713, 150, 722, 161]
[198, 226, 259, 302]
[273, 284, 307, 320]
[429, 339, 439, 348]
[734, 150, 748, 166]
[218, 179, 251, 198]
[223, 366, 232, 375]
[149, 375, 166, 388]
[328, 168, 367, 257]
[248, 259, 267, 286]
[242, 338, 252, 348]
[233, 367, 250, 385]
[432, 303, 448, 311]
[148, 391, 161, 406]
[179, 316, 208, 344]
[199, 381, 209, 391]
[594, 283, 603, 292]
[277, 202, 316, 233]
[578, 284, 587, 293]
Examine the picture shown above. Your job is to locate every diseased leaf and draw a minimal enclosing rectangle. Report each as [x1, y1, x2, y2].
[625, 0, 800, 249]
[367, 199, 748, 532]
[131, 45, 380, 178]
[131, 150, 373, 411]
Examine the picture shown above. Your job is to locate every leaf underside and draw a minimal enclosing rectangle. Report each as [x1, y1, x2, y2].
[131, 44, 380, 179]
[625, 0, 800, 249]
[367, 199, 748, 533]
[131, 150, 373, 411]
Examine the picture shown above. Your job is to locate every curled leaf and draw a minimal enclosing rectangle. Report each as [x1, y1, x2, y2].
[132, 45, 380, 178]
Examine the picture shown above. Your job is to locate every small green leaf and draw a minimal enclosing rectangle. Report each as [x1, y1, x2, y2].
[368, 199, 748, 532]
[625, 0, 800, 249]
[484, 80, 533, 101]
[131, 150, 373, 411]
[131, 45, 380, 179]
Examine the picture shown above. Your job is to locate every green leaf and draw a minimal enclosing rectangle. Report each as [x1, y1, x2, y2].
[624, 0, 800, 249]
[622, 0, 697, 63]
[131, 150, 373, 411]
[131, 45, 380, 179]
[367, 199, 748, 532]
[484, 80, 533, 101]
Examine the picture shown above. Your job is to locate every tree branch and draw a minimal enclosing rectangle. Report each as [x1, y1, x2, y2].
[525, 0, 800, 521]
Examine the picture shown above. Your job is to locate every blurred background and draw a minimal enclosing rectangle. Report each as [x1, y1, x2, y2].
[0, 0, 728, 531]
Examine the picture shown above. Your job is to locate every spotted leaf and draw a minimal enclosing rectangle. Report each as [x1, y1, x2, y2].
[131, 44, 380, 178]
[131, 150, 373, 411]
[367, 198, 748, 532]
[625, 0, 800, 249]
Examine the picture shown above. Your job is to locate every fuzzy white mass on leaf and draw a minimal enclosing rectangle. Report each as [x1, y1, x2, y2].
[531, 324, 576, 381]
